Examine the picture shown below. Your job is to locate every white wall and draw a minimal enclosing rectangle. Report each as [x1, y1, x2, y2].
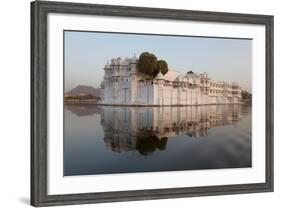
[0, 0, 280, 207]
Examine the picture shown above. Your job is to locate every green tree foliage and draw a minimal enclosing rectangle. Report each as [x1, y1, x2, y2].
[137, 52, 169, 78]
[137, 52, 158, 77]
[241, 90, 252, 100]
[157, 60, 168, 75]
[187, 70, 194, 74]
[241, 90, 252, 105]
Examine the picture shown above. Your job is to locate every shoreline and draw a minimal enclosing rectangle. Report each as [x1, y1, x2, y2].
[97, 103, 245, 107]
[64, 100, 99, 105]
[65, 101, 249, 107]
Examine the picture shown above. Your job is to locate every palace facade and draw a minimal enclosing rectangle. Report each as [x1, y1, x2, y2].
[100, 56, 242, 106]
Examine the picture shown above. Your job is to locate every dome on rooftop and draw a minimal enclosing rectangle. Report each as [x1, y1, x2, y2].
[131, 53, 138, 62]
[156, 72, 163, 79]
[176, 74, 184, 81]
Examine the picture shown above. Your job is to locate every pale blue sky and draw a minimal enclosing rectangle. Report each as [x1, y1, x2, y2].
[64, 31, 252, 92]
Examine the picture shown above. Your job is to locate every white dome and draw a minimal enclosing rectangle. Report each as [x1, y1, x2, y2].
[104, 61, 110, 68]
[156, 72, 163, 79]
[176, 75, 184, 81]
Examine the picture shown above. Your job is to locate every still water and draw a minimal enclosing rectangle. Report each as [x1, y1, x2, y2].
[64, 105, 251, 176]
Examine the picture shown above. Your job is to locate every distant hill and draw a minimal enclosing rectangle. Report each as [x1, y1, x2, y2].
[66, 85, 101, 97]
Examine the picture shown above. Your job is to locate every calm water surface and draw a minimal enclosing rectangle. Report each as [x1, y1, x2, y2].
[64, 105, 251, 176]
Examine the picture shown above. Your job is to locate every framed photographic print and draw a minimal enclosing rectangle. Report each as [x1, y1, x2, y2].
[31, 0, 274, 207]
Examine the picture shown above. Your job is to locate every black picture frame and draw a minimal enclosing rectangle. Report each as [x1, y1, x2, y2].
[31, 0, 274, 207]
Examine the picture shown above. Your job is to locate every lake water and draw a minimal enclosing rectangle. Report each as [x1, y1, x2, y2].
[64, 104, 252, 176]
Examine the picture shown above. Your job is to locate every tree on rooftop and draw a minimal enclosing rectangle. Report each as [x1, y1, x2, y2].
[241, 90, 252, 100]
[137, 52, 169, 78]
[157, 60, 168, 75]
[152, 66, 160, 77]
[187, 70, 194, 74]
[137, 52, 158, 78]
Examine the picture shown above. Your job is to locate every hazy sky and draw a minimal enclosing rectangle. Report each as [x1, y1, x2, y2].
[64, 31, 252, 92]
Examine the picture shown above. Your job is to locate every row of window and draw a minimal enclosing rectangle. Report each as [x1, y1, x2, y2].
[209, 89, 239, 94]
[137, 81, 194, 87]
[105, 67, 131, 75]
[105, 79, 240, 93]
[209, 83, 223, 88]
[106, 77, 129, 83]
[209, 89, 222, 94]
[209, 84, 239, 90]
[200, 79, 208, 84]
[162, 83, 195, 88]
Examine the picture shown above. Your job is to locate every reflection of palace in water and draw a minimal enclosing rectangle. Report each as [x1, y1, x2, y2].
[100, 105, 243, 155]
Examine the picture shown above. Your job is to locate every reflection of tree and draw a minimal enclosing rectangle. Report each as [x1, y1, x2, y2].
[136, 130, 167, 155]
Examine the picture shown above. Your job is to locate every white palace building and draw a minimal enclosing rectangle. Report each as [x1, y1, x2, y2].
[100, 55, 242, 106]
